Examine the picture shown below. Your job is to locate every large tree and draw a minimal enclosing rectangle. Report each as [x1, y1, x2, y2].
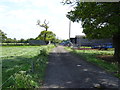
[63, 1, 120, 63]
[37, 19, 49, 41]
[36, 31, 56, 43]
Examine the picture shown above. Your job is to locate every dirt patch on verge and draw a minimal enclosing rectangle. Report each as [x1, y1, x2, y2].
[96, 55, 115, 63]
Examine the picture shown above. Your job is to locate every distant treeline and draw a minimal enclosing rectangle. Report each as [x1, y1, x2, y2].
[0, 29, 62, 46]
[0, 29, 35, 43]
[2, 38, 35, 43]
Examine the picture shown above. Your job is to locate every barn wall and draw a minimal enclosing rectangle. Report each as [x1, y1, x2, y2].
[29, 40, 46, 45]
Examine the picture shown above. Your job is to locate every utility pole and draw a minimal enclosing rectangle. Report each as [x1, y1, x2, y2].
[69, 20, 71, 40]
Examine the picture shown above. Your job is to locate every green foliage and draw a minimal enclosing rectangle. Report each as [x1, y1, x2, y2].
[64, 1, 120, 63]
[13, 71, 38, 88]
[2, 45, 54, 88]
[36, 30, 56, 41]
[66, 2, 119, 39]
[5, 38, 17, 43]
[54, 38, 62, 43]
[0, 29, 35, 43]
[0, 30, 7, 42]
[40, 48, 47, 56]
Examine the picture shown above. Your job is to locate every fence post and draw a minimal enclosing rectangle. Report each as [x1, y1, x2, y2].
[31, 59, 34, 73]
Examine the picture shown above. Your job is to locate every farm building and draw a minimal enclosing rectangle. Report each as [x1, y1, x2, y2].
[29, 40, 46, 45]
[70, 35, 113, 49]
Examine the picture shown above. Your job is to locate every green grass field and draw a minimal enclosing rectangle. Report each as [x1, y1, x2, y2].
[1, 45, 54, 88]
[1, 43, 30, 46]
[65, 47, 120, 79]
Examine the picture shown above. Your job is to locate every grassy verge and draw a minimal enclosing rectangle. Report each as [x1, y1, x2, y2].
[1, 45, 54, 88]
[1, 43, 30, 46]
[64, 47, 120, 79]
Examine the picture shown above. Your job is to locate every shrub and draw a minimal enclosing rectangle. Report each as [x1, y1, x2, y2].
[13, 71, 38, 88]
[40, 48, 47, 56]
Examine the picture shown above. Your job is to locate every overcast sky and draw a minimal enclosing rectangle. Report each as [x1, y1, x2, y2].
[0, 0, 84, 40]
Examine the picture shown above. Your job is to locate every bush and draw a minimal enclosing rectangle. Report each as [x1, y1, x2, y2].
[40, 48, 47, 56]
[13, 71, 38, 88]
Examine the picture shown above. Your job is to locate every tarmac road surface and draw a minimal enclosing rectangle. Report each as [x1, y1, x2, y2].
[42, 46, 119, 88]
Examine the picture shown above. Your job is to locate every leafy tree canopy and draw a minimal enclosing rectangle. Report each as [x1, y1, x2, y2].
[66, 2, 119, 39]
[36, 31, 56, 42]
[63, 1, 120, 62]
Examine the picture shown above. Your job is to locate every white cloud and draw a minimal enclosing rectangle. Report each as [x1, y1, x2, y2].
[0, 0, 84, 40]
[0, 5, 8, 12]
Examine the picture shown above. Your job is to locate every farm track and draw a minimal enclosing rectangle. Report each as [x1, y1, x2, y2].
[43, 46, 119, 88]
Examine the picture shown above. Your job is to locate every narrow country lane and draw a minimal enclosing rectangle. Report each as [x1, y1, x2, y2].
[42, 46, 119, 88]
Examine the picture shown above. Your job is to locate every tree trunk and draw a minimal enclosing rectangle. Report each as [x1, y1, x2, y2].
[44, 33, 46, 41]
[48, 41, 51, 44]
[44, 28, 47, 43]
[113, 34, 120, 63]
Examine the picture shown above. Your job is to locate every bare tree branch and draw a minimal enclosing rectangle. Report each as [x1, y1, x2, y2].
[37, 19, 49, 31]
